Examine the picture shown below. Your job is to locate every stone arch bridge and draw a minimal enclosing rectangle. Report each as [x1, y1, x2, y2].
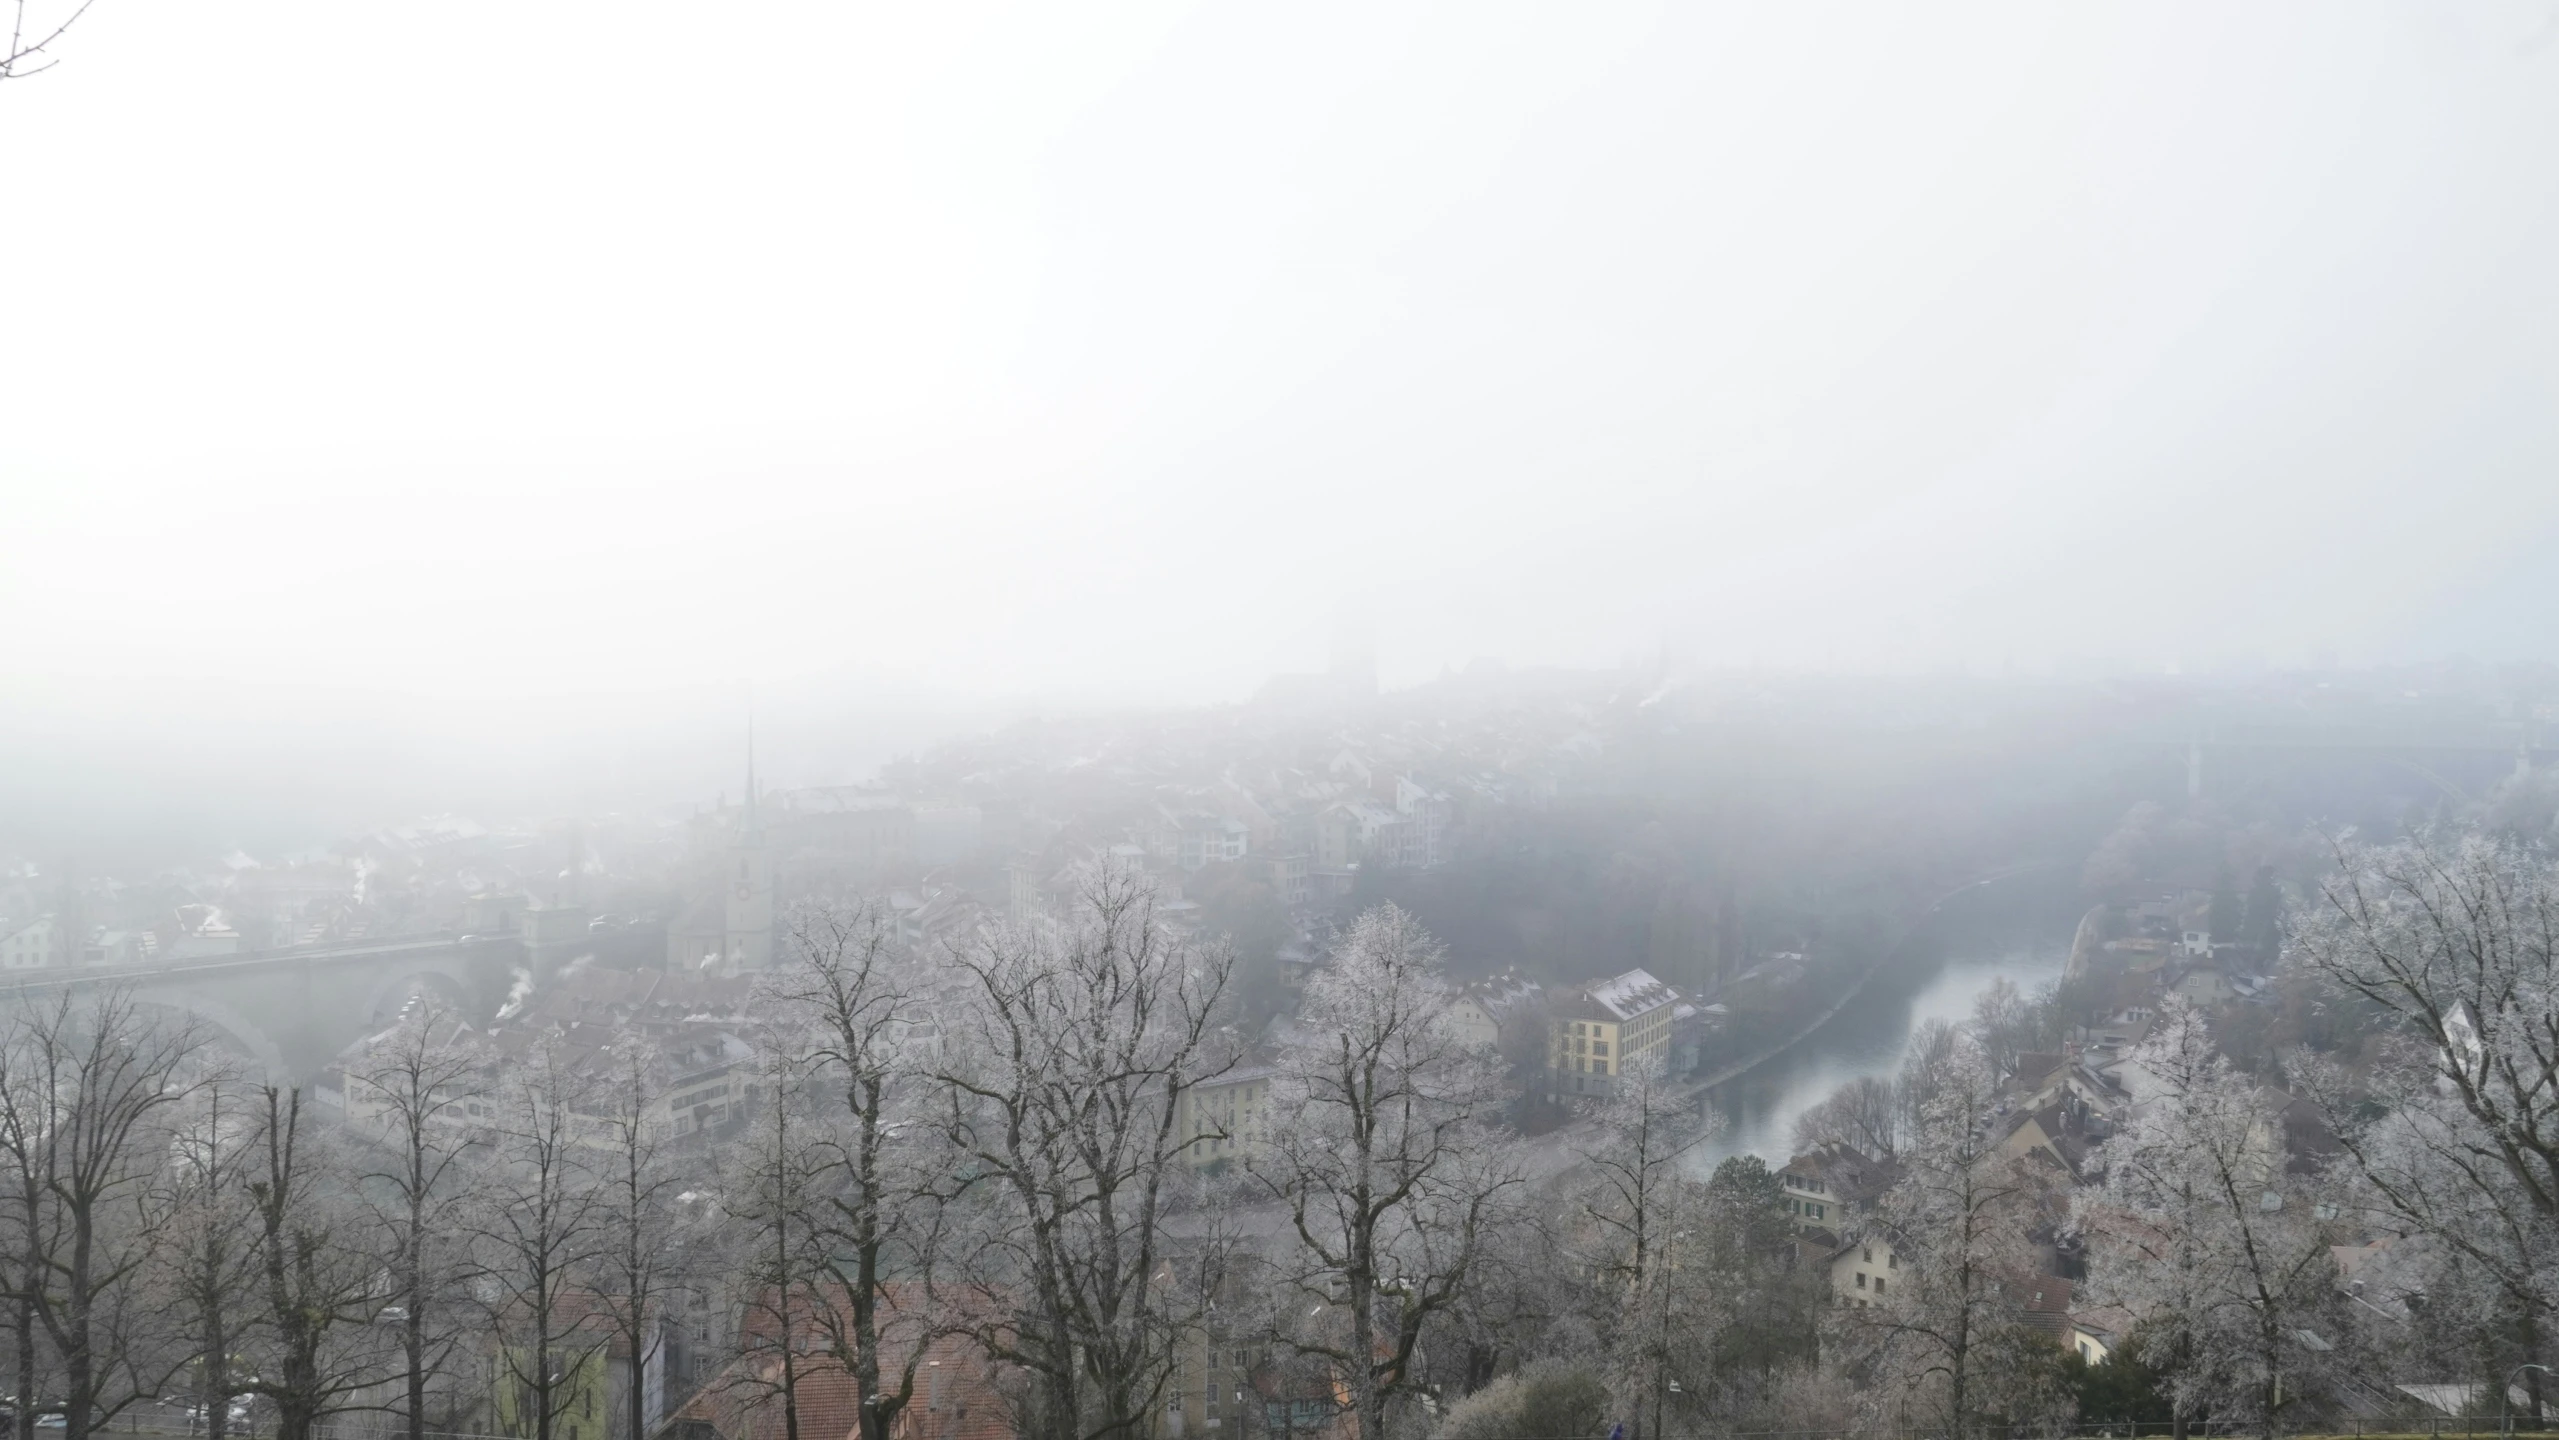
[0, 935, 529, 1081]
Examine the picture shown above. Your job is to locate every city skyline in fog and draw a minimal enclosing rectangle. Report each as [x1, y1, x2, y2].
[8, 1, 2559, 849]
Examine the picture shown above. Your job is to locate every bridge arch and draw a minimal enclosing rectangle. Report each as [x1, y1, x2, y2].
[127, 986, 291, 1082]
[357, 966, 481, 1033]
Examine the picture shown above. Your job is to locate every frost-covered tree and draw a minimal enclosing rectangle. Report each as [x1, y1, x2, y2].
[937, 864, 1235, 1440]
[2080, 1002, 2342, 1440]
[1254, 903, 1520, 1440]
[1572, 1051, 1714, 1438]
[1851, 1035, 2065, 1439]
[2289, 832, 2559, 1418]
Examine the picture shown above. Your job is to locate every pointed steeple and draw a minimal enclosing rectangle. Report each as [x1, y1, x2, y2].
[743, 714, 763, 840]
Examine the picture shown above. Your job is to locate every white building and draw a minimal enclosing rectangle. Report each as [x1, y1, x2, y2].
[1, 916, 58, 970]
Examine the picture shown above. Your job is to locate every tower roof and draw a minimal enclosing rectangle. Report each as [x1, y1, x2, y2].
[741, 716, 765, 841]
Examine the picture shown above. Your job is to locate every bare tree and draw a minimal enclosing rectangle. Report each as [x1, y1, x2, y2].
[474, 1034, 609, 1440]
[245, 1086, 396, 1440]
[1790, 1074, 1900, 1160]
[721, 1043, 821, 1440]
[0, 1011, 56, 1419]
[586, 1040, 683, 1440]
[1255, 903, 1520, 1440]
[3, 993, 202, 1440]
[1967, 976, 2042, 1082]
[350, 1000, 484, 1440]
[938, 865, 1236, 1440]
[2, 0, 100, 85]
[776, 903, 946, 1440]
[162, 1064, 260, 1440]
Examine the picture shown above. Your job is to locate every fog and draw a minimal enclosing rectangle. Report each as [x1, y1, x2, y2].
[14, 15, 2559, 1414]
[8, 1, 2559, 843]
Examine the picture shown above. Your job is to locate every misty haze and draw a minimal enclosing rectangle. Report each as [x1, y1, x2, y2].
[6, 6, 2559, 1440]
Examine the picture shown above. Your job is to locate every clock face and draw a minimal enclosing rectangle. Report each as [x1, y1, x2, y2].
[735, 882, 752, 900]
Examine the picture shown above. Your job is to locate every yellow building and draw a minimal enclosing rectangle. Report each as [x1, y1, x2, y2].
[1549, 969, 1678, 1098]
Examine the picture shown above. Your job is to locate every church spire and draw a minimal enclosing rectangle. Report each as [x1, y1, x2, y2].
[743, 714, 763, 839]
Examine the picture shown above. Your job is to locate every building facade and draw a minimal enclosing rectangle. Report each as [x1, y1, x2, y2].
[1548, 968, 1678, 1097]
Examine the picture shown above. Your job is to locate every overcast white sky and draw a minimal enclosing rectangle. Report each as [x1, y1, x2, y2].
[8, 1, 2559, 737]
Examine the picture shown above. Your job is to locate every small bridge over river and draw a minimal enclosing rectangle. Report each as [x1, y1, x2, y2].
[0, 934, 532, 1080]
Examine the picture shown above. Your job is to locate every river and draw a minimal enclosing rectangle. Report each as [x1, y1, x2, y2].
[1694, 884, 2075, 1171]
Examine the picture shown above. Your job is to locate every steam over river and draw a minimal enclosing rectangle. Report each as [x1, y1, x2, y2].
[1695, 878, 2076, 1171]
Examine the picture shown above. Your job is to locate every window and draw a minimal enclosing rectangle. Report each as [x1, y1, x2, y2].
[1862, 1247, 1872, 1263]
[1887, 1252, 1897, 1269]
[1873, 1277, 1885, 1295]
[1811, 1204, 1824, 1220]
[1855, 1273, 1866, 1289]
[1594, 1060, 1608, 1075]
[1592, 1041, 1608, 1057]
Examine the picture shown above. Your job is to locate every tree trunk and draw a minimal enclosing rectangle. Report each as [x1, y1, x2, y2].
[628, 1320, 649, 1440]
[63, 1216, 92, 1440]
[405, 1137, 429, 1440]
[1349, 1244, 1382, 1440]
[203, 1298, 231, 1440]
[15, 1283, 35, 1418]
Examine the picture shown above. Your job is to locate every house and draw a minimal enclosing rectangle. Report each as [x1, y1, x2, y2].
[1242, 1356, 1357, 1440]
[1178, 814, 1251, 871]
[1174, 1061, 1281, 1168]
[1, 916, 57, 970]
[1311, 800, 1402, 872]
[1780, 1142, 1895, 1228]
[1256, 851, 1311, 910]
[1548, 969, 1679, 1097]
[1827, 1232, 1908, 1309]
[2018, 1276, 2075, 1343]
[2165, 962, 2234, 1006]
[2006, 1052, 2071, 1108]
[2069, 1304, 2137, 1365]
[1444, 970, 1543, 1052]
[491, 1289, 659, 1440]
[166, 903, 243, 959]
[668, 1291, 1010, 1440]
[1995, 1103, 2091, 1179]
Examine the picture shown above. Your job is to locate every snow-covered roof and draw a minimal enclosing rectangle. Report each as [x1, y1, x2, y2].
[1580, 968, 1677, 1021]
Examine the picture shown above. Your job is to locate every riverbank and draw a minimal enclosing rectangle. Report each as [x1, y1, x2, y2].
[1684, 862, 2080, 1163]
[1685, 947, 1894, 1097]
